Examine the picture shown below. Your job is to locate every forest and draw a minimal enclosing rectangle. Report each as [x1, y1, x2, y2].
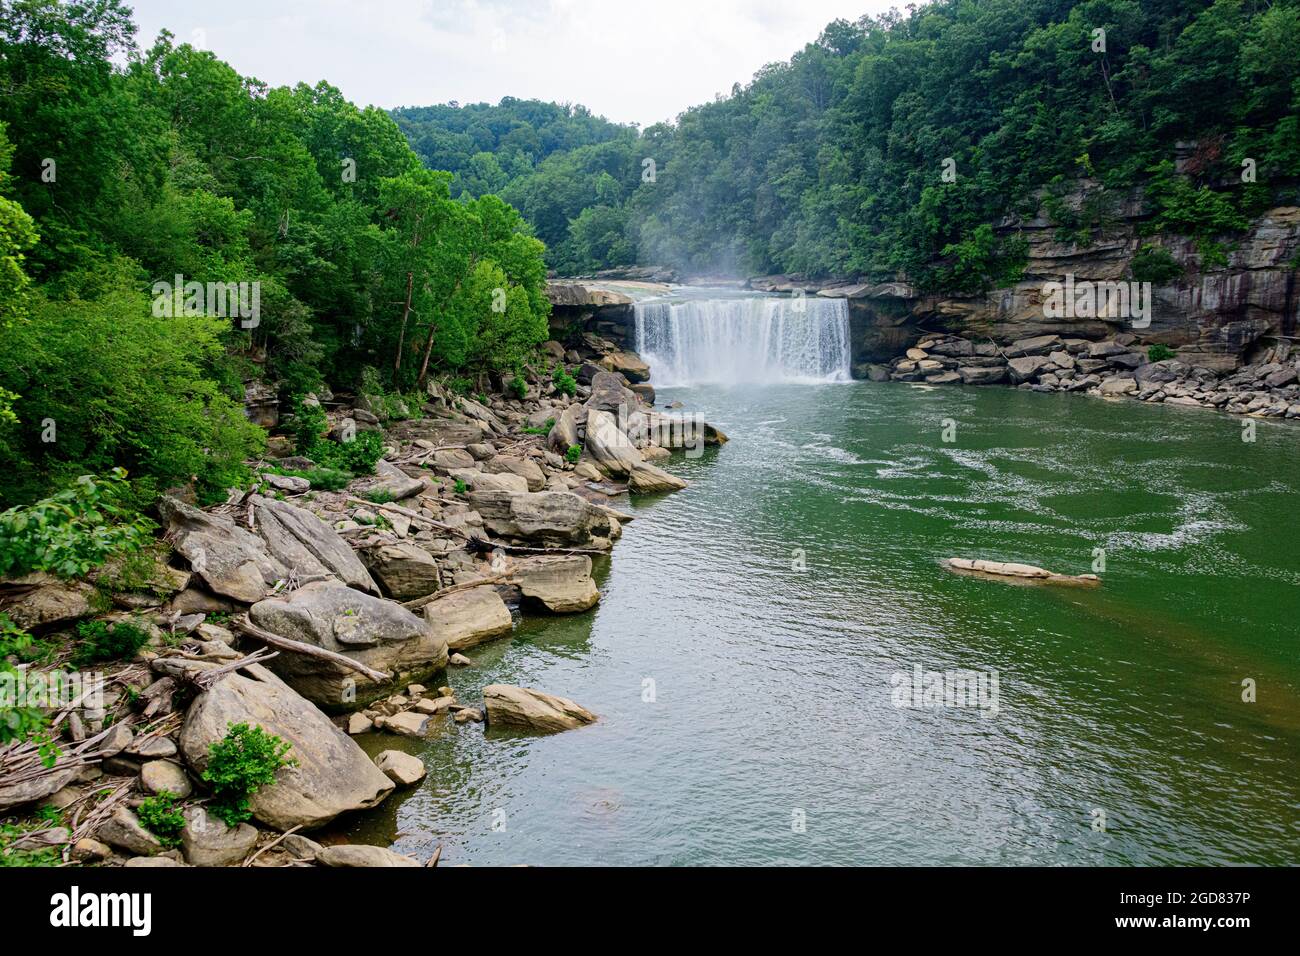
[0, 0, 551, 507]
[394, 0, 1300, 286]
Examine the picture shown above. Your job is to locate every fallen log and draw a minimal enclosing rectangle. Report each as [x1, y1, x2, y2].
[941, 557, 1100, 587]
[229, 614, 392, 683]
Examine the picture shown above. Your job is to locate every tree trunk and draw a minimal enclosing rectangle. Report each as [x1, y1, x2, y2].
[394, 270, 414, 374]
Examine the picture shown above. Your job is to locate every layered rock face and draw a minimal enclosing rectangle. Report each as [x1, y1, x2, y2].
[837, 185, 1299, 373]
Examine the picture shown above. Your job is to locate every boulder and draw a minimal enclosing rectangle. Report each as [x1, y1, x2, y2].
[0, 760, 81, 813]
[140, 760, 192, 798]
[468, 490, 614, 550]
[0, 574, 96, 631]
[943, 557, 1100, 588]
[482, 684, 598, 734]
[375, 711, 431, 737]
[353, 459, 425, 502]
[585, 408, 643, 477]
[375, 750, 426, 786]
[585, 370, 639, 414]
[547, 404, 583, 453]
[179, 669, 394, 830]
[1098, 377, 1137, 396]
[249, 581, 449, 708]
[513, 555, 600, 613]
[432, 448, 476, 471]
[1007, 355, 1051, 382]
[250, 496, 379, 595]
[627, 462, 689, 493]
[316, 844, 421, 868]
[159, 497, 287, 604]
[97, 807, 162, 856]
[483, 456, 546, 492]
[448, 467, 529, 493]
[1004, 334, 1063, 357]
[180, 807, 258, 866]
[600, 351, 651, 383]
[423, 585, 513, 650]
[958, 365, 1007, 385]
[361, 542, 442, 601]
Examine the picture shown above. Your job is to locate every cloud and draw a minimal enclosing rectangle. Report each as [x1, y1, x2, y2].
[127, 0, 890, 126]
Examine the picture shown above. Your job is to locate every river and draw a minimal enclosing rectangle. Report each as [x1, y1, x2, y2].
[345, 293, 1300, 866]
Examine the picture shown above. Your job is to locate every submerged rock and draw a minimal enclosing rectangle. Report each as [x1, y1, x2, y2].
[942, 557, 1100, 587]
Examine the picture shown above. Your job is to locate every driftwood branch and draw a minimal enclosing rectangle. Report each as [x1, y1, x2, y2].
[230, 615, 392, 683]
[401, 573, 519, 612]
[243, 824, 302, 867]
[343, 495, 471, 539]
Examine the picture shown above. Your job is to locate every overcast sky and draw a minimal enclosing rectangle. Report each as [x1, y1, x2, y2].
[125, 0, 892, 127]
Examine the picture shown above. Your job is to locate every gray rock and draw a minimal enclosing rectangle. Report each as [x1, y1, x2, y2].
[98, 807, 162, 856]
[250, 581, 448, 708]
[179, 669, 394, 830]
[513, 555, 600, 613]
[140, 760, 192, 798]
[159, 496, 287, 603]
[374, 750, 426, 786]
[468, 490, 614, 550]
[181, 807, 259, 866]
[483, 684, 598, 734]
[483, 456, 546, 492]
[316, 844, 421, 868]
[361, 542, 442, 601]
[424, 585, 513, 651]
[250, 496, 379, 595]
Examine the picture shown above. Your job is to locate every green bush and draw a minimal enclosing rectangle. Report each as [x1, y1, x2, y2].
[270, 466, 351, 492]
[565, 443, 582, 464]
[551, 365, 577, 397]
[1130, 244, 1184, 284]
[290, 400, 329, 455]
[508, 375, 528, 400]
[1148, 344, 1178, 362]
[202, 722, 295, 826]
[0, 613, 57, 764]
[136, 793, 185, 848]
[453, 478, 468, 495]
[0, 469, 156, 579]
[313, 430, 384, 476]
[71, 618, 151, 667]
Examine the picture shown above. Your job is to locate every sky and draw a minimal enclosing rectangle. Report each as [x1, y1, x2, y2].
[125, 0, 893, 127]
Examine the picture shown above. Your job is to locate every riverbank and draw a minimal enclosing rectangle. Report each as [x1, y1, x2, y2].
[0, 327, 718, 867]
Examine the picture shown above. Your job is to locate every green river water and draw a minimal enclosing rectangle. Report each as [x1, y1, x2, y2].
[345, 380, 1299, 865]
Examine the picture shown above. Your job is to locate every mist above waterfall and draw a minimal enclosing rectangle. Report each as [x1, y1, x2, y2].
[634, 295, 851, 387]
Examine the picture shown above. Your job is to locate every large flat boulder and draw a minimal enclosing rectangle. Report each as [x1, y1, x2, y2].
[179, 669, 394, 830]
[513, 555, 600, 613]
[468, 490, 614, 550]
[627, 462, 688, 493]
[249, 581, 448, 708]
[0, 573, 96, 631]
[361, 542, 442, 600]
[250, 496, 378, 594]
[483, 456, 546, 492]
[159, 497, 287, 604]
[585, 369, 640, 414]
[585, 408, 643, 477]
[423, 585, 513, 650]
[482, 684, 598, 734]
[352, 459, 425, 501]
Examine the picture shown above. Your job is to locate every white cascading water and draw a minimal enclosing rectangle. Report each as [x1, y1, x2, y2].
[634, 296, 852, 386]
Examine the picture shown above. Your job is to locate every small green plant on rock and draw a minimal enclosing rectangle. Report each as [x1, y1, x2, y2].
[565, 443, 582, 464]
[71, 619, 152, 667]
[1148, 344, 1177, 362]
[453, 478, 468, 495]
[202, 723, 295, 826]
[552, 365, 577, 397]
[137, 792, 185, 848]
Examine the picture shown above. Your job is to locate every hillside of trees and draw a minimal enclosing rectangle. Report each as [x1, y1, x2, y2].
[393, 0, 1300, 287]
[0, 0, 551, 507]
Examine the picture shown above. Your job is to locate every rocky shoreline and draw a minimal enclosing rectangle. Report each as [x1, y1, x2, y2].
[868, 331, 1300, 421]
[0, 330, 717, 867]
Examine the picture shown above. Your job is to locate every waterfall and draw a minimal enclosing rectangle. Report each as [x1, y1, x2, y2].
[633, 295, 852, 386]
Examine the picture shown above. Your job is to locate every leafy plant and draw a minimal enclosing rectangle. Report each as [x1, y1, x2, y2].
[71, 618, 152, 667]
[271, 466, 352, 492]
[0, 613, 58, 764]
[136, 792, 185, 848]
[1130, 244, 1184, 284]
[0, 821, 61, 867]
[565, 443, 582, 464]
[522, 418, 555, 436]
[453, 478, 468, 495]
[1148, 344, 1177, 362]
[310, 430, 385, 476]
[551, 365, 577, 397]
[0, 469, 156, 579]
[202, 723, 295, 827]
[361, 488, 397, 504]
[289, 400, 329, 455]
[508, 375, 528, 400]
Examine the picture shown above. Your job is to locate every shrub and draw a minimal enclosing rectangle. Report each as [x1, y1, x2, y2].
[508, 375, 528, 400]
[136, 793, 185, 848]
[565, 443, 582, 463]
[202, 722, 295, 826]
[71, 619, 152, 667]
[1148, 344, 1177, 362]
[271, 466, 351, 492]
[522, 418, 555, 436]
[0, 613, 57, 764]
[361, 489, 396, 504]
[313, 430, 384, 475]
[290, 399, 329, 454]
[0, 469, 156, 579]
[1130, 244, 1184, 284]
[552, 365, 577, 397]
[453, 478, 468, 495]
